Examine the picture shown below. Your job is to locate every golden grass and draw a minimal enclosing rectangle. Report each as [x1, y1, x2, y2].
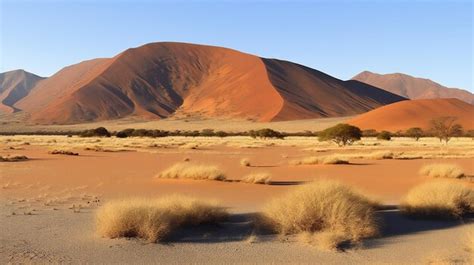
[0, 155, 29, 162]
[419, 164, 465, 179]
[156, 162, 226, 181]
[262, 180, 378, 249]
[240, 158, 251, 167]
[96, 195, 228, 242]
[401, 180, 474, 218]
[290, 155, 349, 165]
[298, 231, 349, 252]
[241, 173, 272, 184]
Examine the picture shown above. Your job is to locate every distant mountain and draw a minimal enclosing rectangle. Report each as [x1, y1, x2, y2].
[352, 71, 474, 104]
[0, 70, 44, 113]
[8, 42, 405, 124]
[349, 98, 474, 132]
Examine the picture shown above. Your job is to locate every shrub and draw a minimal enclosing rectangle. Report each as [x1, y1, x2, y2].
[241, 173, 272, 184]
[430, 116, 463, 144]
[361, 129, 378, 137]
[401, 180, 474, 218]
[215, 131, 228, 137]
[262, 180, 378, 247]
[96, 195, 228, 242]
[0, 155, 29, 162]
[377, 131, 391, 141]
[249, 128, 284, 139]
[80, 127, 111, 137]
[318, 124, 362, 146]
[419, 164, 465, 179]
[405, 127, 424, 141]
[299, 231, 349, 252]
[49, 150, 79, 156]
[290, 155, 349, 165]
[240, 158, 251, 167]
[200, 129, 215, 137]
[156, 163, 226, 181]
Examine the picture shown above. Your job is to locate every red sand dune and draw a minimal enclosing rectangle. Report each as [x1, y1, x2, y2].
[348, 98, 474, 132]
[353, 71, 474, 105]
[0, 70, 44, 113]
[12, 42, 404, 124]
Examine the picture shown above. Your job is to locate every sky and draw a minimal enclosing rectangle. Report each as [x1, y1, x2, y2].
[0, 0, 472, 91]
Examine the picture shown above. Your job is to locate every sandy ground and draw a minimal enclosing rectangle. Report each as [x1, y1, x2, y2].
[1, 136, 473, 264]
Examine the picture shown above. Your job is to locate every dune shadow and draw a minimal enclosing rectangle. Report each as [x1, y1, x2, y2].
[166, 212, 269, 244]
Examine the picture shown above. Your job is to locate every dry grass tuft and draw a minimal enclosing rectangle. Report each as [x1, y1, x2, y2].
[241, 173, 272, 184]
[290, 155, 349, 165]
[156, 162, 226, 181]
[96, 195, 228, 242]
[49, 150, 79, 156]
[419, 164, 465, 179]
[261, 180, 378, 249]
[368, 150, 394, 160]
[401, 180, 474, 218]
[240, 158, 251, 167]
[0, 155, 29, 162]
[298, 231, 350, 252]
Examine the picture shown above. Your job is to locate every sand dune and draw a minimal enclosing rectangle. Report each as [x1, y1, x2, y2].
[349, 98, 474, 132]
[0, 70, 44, 113]
[11, 42, 404, 124]
[353, 71, 474, 104]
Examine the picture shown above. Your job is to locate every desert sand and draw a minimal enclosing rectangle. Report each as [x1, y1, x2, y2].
[1, 135, 473, 264]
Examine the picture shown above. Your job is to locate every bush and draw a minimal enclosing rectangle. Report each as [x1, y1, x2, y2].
[249, 128, 284, 139]
[290, 155, 349, 165]
[262, 180, 378, 247]
[361, 129, 378, 137]
[156, 163, 226, 181]
[49, 150, 79, 156]
[401, 180, 474, 218]
[318, 124, 361, 146]
[419, 164, 465, 179]
[96, 195, 228, 242]
[241, 173, 272, 184]
[80, 127, 111, 137]
[376, 131, 391, 141]
[405, 127, 424, 141]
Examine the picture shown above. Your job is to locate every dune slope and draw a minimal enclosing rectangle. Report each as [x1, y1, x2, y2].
[0, 70, 44, 113]
[14, 42, 404, 124]
[348, 98, 474, 131]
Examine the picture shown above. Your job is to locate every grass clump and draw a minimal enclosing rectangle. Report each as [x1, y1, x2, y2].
[240, 158, 251, 167]
[241, 173, 272, 184]
[401, 180, 474, 218]
[49, 150, 79, 156]
[96, 195, 228, 242]
[0, 155, 29, 162]
[290, 155, 349, 165]
[156, 162, 226, 181]
[261, 180, 378, 250]
[419, 163, 465, 179]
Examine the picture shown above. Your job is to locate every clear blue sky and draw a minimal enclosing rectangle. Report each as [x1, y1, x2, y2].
[1, 0, 472, 91]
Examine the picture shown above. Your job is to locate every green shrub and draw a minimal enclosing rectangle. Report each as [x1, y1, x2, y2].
[249, 128, 284, 139]
[377, 131, 391, 141]
[405, 127, 424, 141]
[318, 124, 362, 146]
[80, 127, 111, 137]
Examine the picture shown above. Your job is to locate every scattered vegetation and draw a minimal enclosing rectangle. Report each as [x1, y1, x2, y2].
[291, 155, 349, 165]
[401, 180, 474, 218]
[96, 195, 228, 242]
[377, 131, 392, 141]
[419, 164, 465, 179]
[249, 128, 285, 139]
[430, 117, 463, 144]
[80, 127, 111, 137]
[156, 163, 226, 181]
[405, 127, 424, 141]
[318, 124, 362, 146]
[0, 155, 29, 162]
[240, 173, 272, 184]
[261, 180, 378, 250]
[240, 158, 251, 167]
[49, 150, 79, 156]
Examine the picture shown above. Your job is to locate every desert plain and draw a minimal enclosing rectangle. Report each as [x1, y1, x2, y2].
[1, 131, 473, 264]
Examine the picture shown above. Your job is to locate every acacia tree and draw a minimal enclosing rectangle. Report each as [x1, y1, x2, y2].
[318, 124, 362, 146]
[430, 117, 463, 144]
[405, 127, 424, 141]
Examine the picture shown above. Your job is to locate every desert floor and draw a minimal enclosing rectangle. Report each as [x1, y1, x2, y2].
[1, 136, 473, 264]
